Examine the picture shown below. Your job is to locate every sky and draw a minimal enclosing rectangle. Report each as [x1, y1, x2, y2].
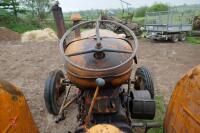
[59, 0, 200, 12]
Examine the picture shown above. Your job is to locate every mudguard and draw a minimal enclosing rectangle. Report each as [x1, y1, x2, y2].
[0, 80, 39, 133]
[164, 65, 200, 132]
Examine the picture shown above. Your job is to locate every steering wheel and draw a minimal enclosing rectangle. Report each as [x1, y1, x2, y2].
[59, 20, 138, 71]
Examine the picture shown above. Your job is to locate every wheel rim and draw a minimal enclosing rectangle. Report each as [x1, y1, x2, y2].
[55, 78, 65, 107]
[135, 76, 145, 90]
[182, 34, 186, 41]
[174, 35, 178, 42]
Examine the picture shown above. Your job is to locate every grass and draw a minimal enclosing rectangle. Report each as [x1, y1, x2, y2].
[186, 36, 200, 45]
[8, 22, 40, 33]
[0, 18, 73, 33]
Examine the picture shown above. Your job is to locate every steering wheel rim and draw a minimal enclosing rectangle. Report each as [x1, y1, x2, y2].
[59, 20, 138, 72]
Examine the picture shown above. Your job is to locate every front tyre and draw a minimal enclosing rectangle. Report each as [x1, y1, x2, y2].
[44, 70, 65, 115]
[134, 67, 154, 99]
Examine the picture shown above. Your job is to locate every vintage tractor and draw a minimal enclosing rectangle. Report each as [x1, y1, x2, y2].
[1, 64, 200, 132]
[0, 3, 200, 133]
[44, 3, 158, 133]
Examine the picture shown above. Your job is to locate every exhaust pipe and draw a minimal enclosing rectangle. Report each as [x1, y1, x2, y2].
[52, 2, 66, 39]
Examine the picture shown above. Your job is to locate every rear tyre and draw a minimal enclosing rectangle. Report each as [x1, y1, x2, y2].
[44, 70, 65, 115]
[171, 34, 179, 43]
[178, 33, 186, 41]
[134, 67, 154, 99]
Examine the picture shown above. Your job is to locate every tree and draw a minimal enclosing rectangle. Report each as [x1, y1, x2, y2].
[134, 6, 148, 17]
[23, 0, 55, 20]
[0, 0, 21, 18]
[147, 3, 169, 12]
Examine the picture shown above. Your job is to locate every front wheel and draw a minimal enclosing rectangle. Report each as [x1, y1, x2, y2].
[134, 67, 154, 99]
[44, 70, 66, 115]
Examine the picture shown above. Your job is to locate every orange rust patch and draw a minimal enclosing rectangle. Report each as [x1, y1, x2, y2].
[71, 13, 82, 21]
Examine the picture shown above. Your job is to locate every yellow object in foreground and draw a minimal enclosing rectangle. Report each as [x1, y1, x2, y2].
[164, 65, 200, 133]
[88, 124, 122, 133]
[0, 80, 39, 133]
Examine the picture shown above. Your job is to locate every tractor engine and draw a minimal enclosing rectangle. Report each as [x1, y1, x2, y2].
[76, 87, 132, 132]
[74, 83, 155, 132]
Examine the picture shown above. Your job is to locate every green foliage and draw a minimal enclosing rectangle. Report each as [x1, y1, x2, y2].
[134, 7, 148, 17]
[116, 12, 134, 22]
[0, 8, 12, 18]
[0, 9, 41, 33]
[134, 3, 169, 18]
[0, 8, 16, 26]
[187, 36, 200, 45]
[9, 21, 39, 33]
[0, 0, 24, 17]
[132, 17, 145, 26]
[64, 9, 101, 21]
[18, 0, 55, 20]
[147, 3, 169, 12]
[0, 0, 58, 33]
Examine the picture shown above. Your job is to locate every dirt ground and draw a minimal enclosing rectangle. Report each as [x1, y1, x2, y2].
[0, 39, 200, 132]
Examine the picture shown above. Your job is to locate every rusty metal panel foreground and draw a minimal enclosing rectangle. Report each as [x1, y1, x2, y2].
[164, 65, 200, 133]
[0, 80, 39, 133]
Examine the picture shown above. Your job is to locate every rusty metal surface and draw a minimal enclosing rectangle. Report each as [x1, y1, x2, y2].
[71, 13, 82, 38]
[84, 85, 100, 128]
[65, 36, 133, 88]
[56, 13, 139, 89]
[88, 124, 122, 133]
[73, 21, 81, 38]
[59, 20, 138, 72]
[76, 86, 132, 132]
[65, 35, 133, 88]
[52, 4, 66, 39]
[66, 38, 132, 69]
[59, 20, 138, 89]
[164, 65, 200, 133]
[0, 80, 39, 133]
[71, 13, 82, 21]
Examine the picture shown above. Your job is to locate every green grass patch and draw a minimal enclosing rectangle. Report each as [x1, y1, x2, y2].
[186, 36, 200, 45]
[8, 22, 40, 33]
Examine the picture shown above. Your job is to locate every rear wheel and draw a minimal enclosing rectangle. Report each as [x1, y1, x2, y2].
[134, 67, 154, 99]
[171, 34, 179, 43]
[179, 33, 186, 41]
[44, 70, 66, 115]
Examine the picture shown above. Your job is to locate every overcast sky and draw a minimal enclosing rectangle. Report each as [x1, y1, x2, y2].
[59, 0, 200, 12]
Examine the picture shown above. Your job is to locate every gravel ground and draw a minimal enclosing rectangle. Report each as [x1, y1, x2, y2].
[0, 39, 199, 132]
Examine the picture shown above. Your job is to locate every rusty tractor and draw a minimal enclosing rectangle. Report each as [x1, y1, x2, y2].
[1, 3, 200, 133]
[44, 3, 158, 133]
